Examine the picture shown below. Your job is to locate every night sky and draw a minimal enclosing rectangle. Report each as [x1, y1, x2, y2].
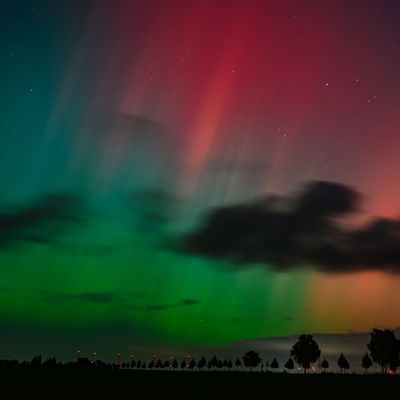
[2, 0, 400, 368]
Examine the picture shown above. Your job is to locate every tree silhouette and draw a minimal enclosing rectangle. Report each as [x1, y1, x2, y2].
[189, 359, 196, 370]
[270, 357, 279, 372]
[290, 335, 321, 374]
[137, 360, 142, 368]
[362, 352, 373, 374]
[180, 359, 187, 370]
[197, 356, 206, 370]
[235, 358, 242, 371]
[227, 359, 233, 371]
[284, 357, 294, 373]
[242, 351, 261, 372]
[367, 328, 399, 374]
[210, 355, 218, 371]
[156, 359, 164, 369]
[30, 355, 42, 368]
[42, 357, 56, 368]
[321, 358, 329, 373]
[172, 359, 178, 369]
[130, 359, 136, 369]
[142, 361, 146, 369]
[76, 357, 91, 367]
[337, 353, 350, 374]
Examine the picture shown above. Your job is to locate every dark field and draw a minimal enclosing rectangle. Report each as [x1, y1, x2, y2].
[3, 370, 399, 398]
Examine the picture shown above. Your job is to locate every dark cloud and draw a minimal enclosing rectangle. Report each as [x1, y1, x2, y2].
[283, 316, 295, 321]
[145, 298, 200, 312]
[180, 298, 200, 306]
[58, 244, 121, 256]
[44, 292, 116, 304]
[130, 188, 182, 230]
[43, 291, 199, 312]
[95, 111, 165, 140]
[44, 291, 143, 306]
[181, 180, 400, 274]
[0, 193, 84, 248]
[145, 304, 169, 312]
[87, 112, 181, 184]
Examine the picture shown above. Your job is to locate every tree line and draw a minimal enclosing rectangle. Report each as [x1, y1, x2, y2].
[0, 329, 398, 374]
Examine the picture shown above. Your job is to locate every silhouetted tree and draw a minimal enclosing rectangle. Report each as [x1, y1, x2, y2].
[210, 355, 218, 370]
[207, 360, 212, 371]
[284, 357, 294, 373]
[172, 359, 178, 369]
[197, 356, 206, 370]
[42, 357, 56, 368]
[156, 359, 164, 369]
[30, 355, 42, 368]
[96, 360, 108, 369]
[321, 358, 329, 373]
[130, 359, 136, 368]
[367, 328, 399, 374]
[142, 362, 147, 369]
[180, 359, 187, 369]
[362, 352, 372, 374]
[235, 358, 242, 371]
[242, 351, 261, 372]
[337, 353, 350, 374]
[227, 359, 233, 371]
[270, 358, 279, 371]
[223, 359, 228, 370]
[137, 360, 142, 369]
[164, 360, 170, 368]
[290, 335, 321, 374]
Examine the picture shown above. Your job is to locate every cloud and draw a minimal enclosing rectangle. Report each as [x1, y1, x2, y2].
[144, 298, 200, 312]
[180, 298, 200, 306]
[0, 193, 84, 248]
[95, 111, 165, 140]
[87, 111, 181, 183]
[44, 292, 116, 304]
[43, 291, 199, 312]
[283, 316, 295, 321]
[129, 188, 182, 231]
[181, 180, 400, 274]
[44, 291, 144, 306]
